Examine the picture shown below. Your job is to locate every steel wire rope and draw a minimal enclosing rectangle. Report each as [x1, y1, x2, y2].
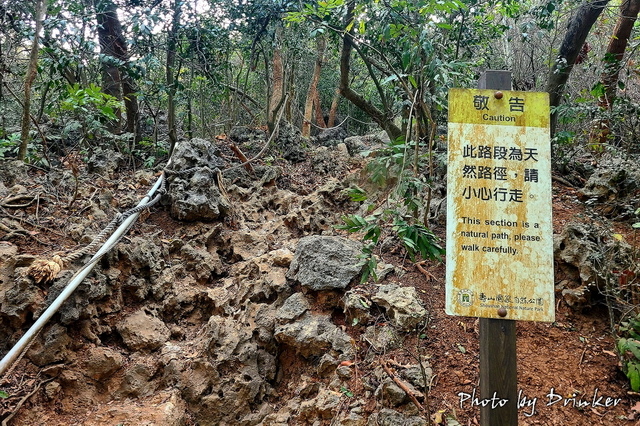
[60, 173, 167, 265]
[2, 96, 287, 381]
[0, 173, 166, 380]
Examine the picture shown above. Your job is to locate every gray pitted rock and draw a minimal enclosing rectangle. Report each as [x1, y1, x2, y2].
[0, 243, 23, 350]
[275, 122, 306, 163]
[311, 146, 349, 175]
[87, 148, 125, 176]
[119, 361, 159, 397]
[371, 284, 427, 329]
[299, 387, 343, 420]
[362, 324, 402, 353]
[274, 312, 353, 358]
[117, 310, 170, 351]
[402, 362, 433, 391]
[1, 274, 44, 328]
[180, 243, 223, 281]
[27, 324, 73, 366]
[120, 236, 165, 280]
[162, 313, 278, 425]
[578, 162, 639, 203]
[223, 165, 280, 189]
[553, 222, 601, 287]
[375, 378, 408, 406]
[276, 292, 310, 323]
[343, 132, 388, 156]
[166, 138, 230, 221]
[168, 166, 230, 221]
[552, 221, 635, 308]
[337, 410, 368, 426]
[46, 269, 112, 325]
[169, 138, 225, 170]
[287, 235, 363, 291]
[317, 353, 339, 377]
[315, 127, 347, 147]
[368, 408, 428, 426]
[229, 126, 267, 144]
[230, 230, 269, 260]
[343, 291, 372, 326]
[0, 160, 28, 187]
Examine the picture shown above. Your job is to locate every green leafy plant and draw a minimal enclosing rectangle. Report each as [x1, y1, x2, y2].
[57, 83, 124, 144]
[60, 83, 121, 122]
[617, 314, 640, 391]
[337, 136, 445, 283]
[134, 138, 170, 168]
[337, 214, 382, 282]
[392, 218, 443, 262]
[0, 135, 47, 166]
[339, 386, 354, 398]
[337, 210, 444, 283]
[0, 133, 20, 158]
[0, 390, 8, 398]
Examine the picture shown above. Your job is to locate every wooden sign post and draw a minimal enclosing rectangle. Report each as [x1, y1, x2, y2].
[446, 71, 555, 425]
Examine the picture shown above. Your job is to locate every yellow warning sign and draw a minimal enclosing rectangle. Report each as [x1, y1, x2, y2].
[445, 88, 554, 322]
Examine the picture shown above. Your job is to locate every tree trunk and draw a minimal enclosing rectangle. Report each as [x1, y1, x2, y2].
[302, 36, 326, 138]
[546, 0, 610, 136]
[122, 75, 140, 138]
[599, 0, 639, 108]
[339, 1, 402, 141]
[268, 26, 284, 133]
[285, 58, 295, 123]
[328, 88, 340, 128]
[167, 0, 182, 154]
[313, 91, 326, 129]
[0, 36, 5, 139]
[592, 0, 640, 144]
[187, 68, 194, 140]
[19, 0, 46, 161]
[96, 0, 140, 137]
[96, 0, 123, 132]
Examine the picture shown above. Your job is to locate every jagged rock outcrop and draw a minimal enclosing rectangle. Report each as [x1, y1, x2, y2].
[0, 160, 29, 189]
[287, 235, 363, 291]
[554, 221, 635, 308]
[275, 311, 353, 359]
[315, 127, 348, 147]
[371, 283, 428, 329]
[166, 138, 230, 221]
[274, 122, 306, 163]
[117, 310, 171, 352]
[0, 138, 440, 426]
[343, 290, 372, 326]
[87, 148, 126, 176]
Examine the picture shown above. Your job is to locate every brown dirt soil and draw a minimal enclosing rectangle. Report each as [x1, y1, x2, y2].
[1, 156, 639, 425]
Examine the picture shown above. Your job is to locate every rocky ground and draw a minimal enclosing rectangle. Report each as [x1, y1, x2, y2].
[0, 126, 639, 425]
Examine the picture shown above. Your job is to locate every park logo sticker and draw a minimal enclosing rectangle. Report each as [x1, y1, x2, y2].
[457, 289, 474, 307]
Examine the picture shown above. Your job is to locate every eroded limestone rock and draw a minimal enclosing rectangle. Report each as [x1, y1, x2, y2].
[553, 221, 634, 308]
[287, 235, 363, 291]
[276, 292, 310, 323]
[371, 284, 427, 329]
[82, 346, 124, 380]
[117, 310, 170, 351]
[274, 312, 353, 358]
[166, 138, 230, 221]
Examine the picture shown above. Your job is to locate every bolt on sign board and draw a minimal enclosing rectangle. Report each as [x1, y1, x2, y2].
[445, 88, 554, 322]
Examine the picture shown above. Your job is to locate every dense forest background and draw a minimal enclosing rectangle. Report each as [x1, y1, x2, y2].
[0, 0, 638, 168]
